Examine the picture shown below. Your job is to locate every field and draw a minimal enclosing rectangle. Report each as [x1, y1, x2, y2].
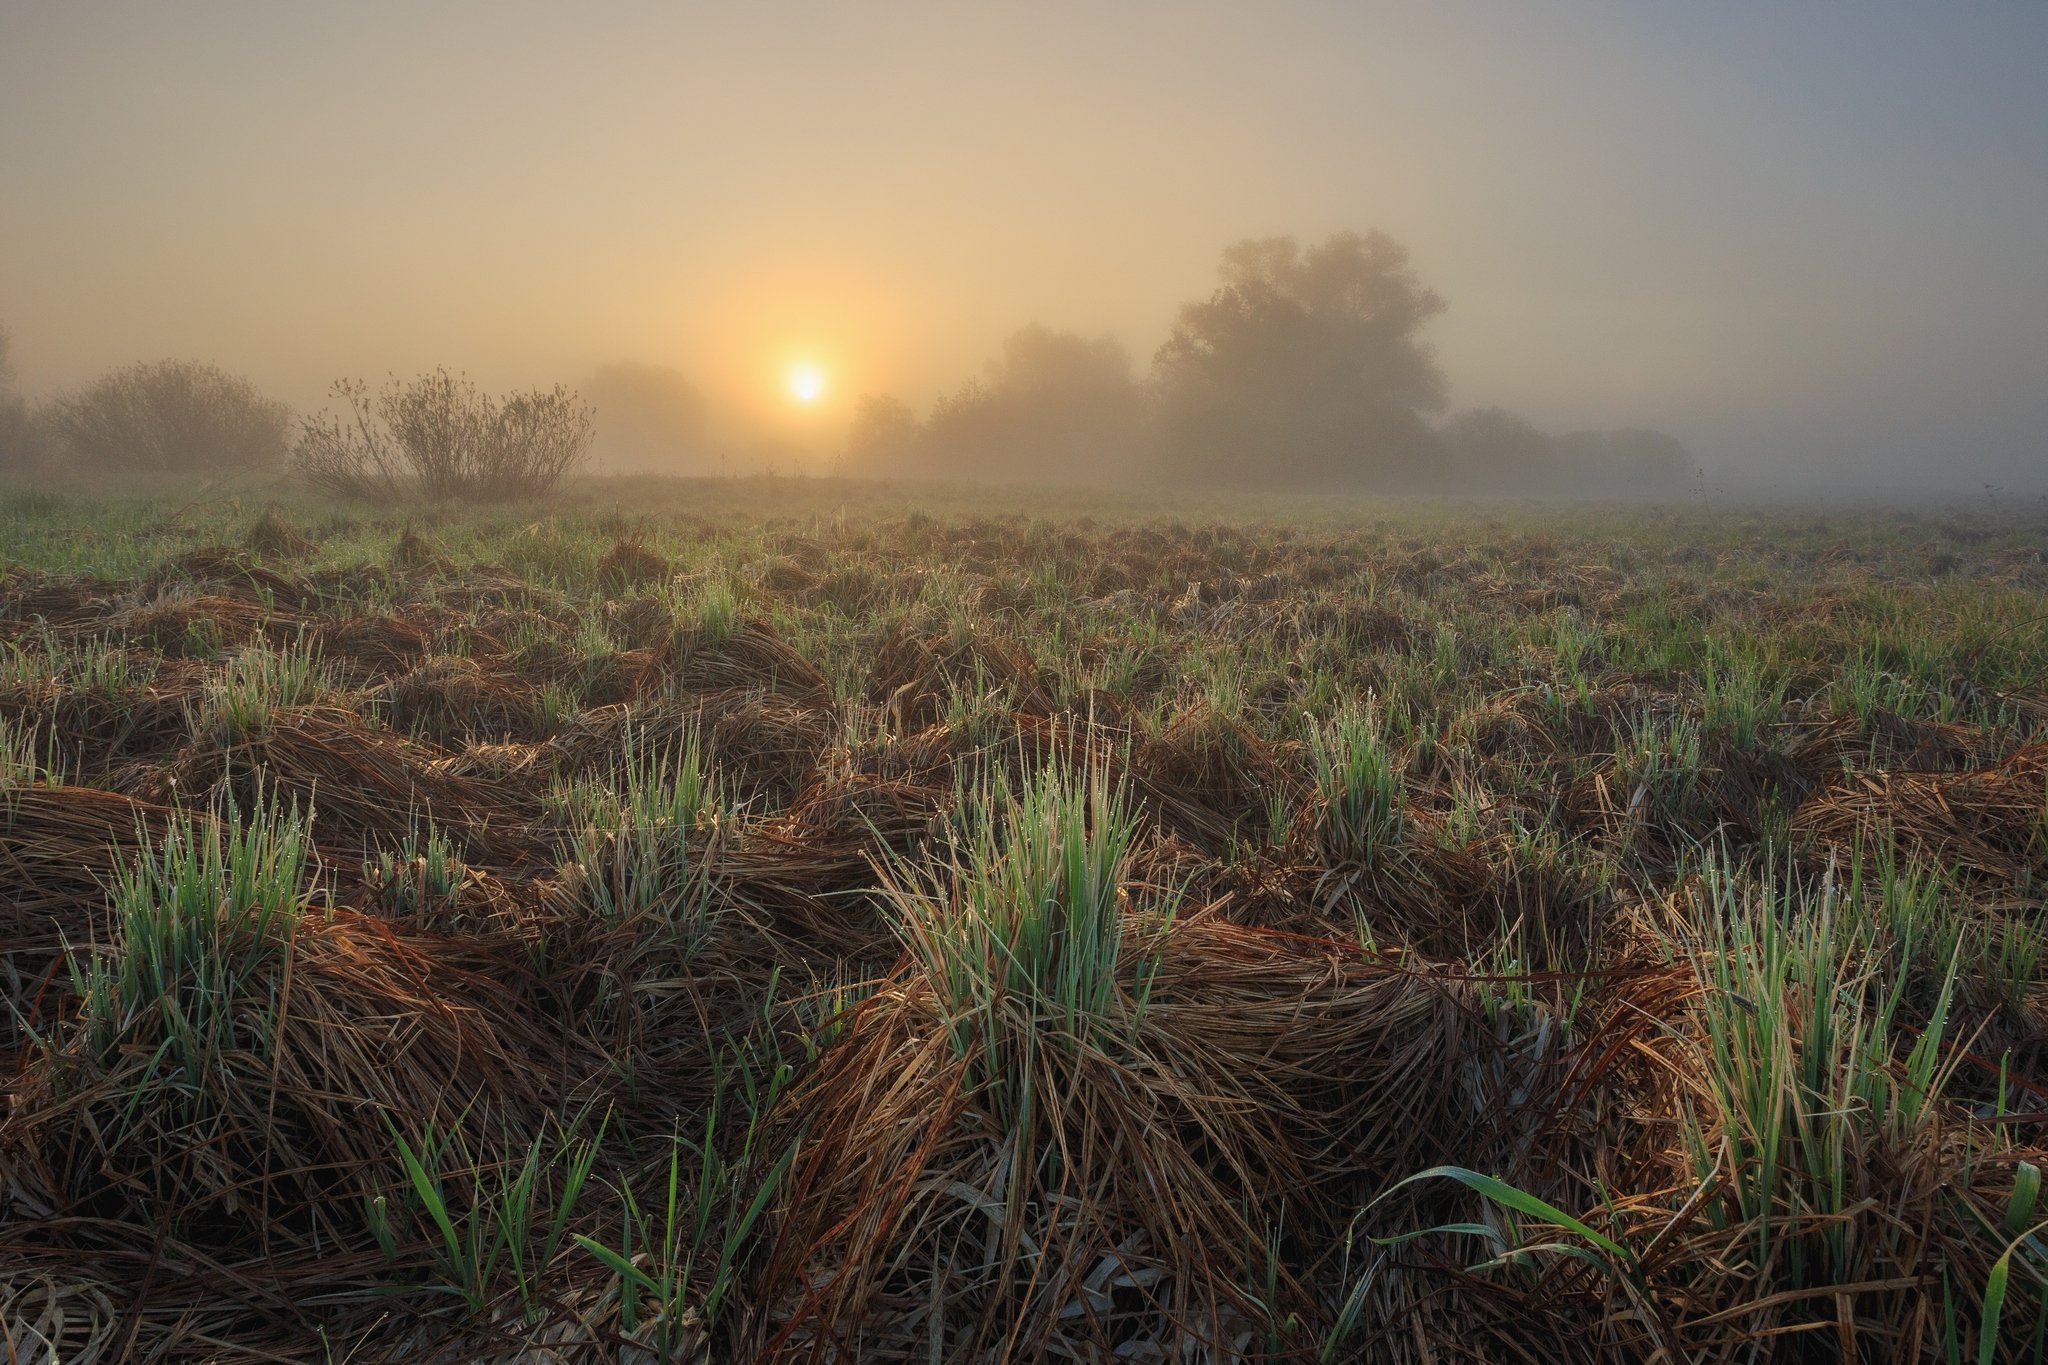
[2, 481, 2046, 1362]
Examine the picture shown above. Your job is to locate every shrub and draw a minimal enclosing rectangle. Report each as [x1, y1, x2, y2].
[42, 359, 291, 473]
[295, 369, 593, 504]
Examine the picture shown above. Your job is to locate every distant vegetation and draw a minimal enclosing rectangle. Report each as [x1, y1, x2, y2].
[2, 230, 1697, 497]
[1150, 230, 1450, 490]
[858, 324, 1145, 486]
[0, 335, 295, 481]
[30, 357, 291, 476]
[582, 361, 713, 474]
[294, 369, 594, 504]
[1442, 406, 1694, 494]
[0, 330, 596, 502]
[843, 230, 1695, 494]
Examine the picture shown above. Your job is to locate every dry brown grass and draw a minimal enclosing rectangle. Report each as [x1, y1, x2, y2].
[0, 497, 2042, 1361]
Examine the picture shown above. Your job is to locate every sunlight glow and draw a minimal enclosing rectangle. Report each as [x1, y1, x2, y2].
[787, 363, 826, 404]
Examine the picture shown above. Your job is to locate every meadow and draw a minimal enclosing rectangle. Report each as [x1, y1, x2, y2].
[2, 481, 2045, 1362]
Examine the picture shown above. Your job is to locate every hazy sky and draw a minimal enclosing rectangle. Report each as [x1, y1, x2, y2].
[3, 2, 2045, 486]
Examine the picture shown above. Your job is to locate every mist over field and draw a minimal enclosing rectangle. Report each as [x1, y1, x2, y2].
[2, 2, 2045, 498]
[9, 8, 2048, 1362]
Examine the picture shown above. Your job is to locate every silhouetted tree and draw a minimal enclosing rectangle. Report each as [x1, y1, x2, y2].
[1441, 406, 1557, 488]
[842, 393, 919, 475]
[584, 362, 712, 473]
[1152, 231, 1447, 490]
[1441, 405, 1693, 493]
[916, 325, 1144, 484]
[43, 359, 291, 474]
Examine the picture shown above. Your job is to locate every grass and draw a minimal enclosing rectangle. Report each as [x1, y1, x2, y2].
[575, 1041, 797, 1355]
[377, 1110, 609, 1318]
[558, 724, 724, 946]
[0, 714, 55, 787]
[79, 795, 316, 1068]
[0, 482, 2044, 1360]
[198, 633, 331, 739]
[887, 761, 1169, 1121]
[364, 818, 468, 916]
[1308, 699, 1405, 865]
[1683, 856, 1964, 1281]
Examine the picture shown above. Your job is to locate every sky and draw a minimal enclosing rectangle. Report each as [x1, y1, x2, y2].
[3, 1, 2045, 488]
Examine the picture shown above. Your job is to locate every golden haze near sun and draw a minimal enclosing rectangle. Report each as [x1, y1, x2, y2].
[787, 363, 827, 405]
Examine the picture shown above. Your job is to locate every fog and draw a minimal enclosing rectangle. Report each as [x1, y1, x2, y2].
[3, 2, 2044, 495]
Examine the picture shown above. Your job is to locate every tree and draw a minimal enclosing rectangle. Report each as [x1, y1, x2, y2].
[1441, 407, 1558, 489]
[42, 359, 291, 474]
[1152, 231, 1448, 491]
[294, 369, 593, 503]
[916, 325, 1144, 484]
[1440, 406, 1694, 494]
[842, 393, 919, 475]
[584, 362, 712, 473]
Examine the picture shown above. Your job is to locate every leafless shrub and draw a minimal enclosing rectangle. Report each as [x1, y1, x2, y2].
[42, 359, 291, 474]
[290, 379, 409, 504]
[295, 369, 593, 504]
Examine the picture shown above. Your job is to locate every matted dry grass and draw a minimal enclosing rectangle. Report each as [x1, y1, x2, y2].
[0, 493, 2043, 1361]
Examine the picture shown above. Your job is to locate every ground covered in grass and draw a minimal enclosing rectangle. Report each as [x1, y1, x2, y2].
[2, 483, 2046, 1362]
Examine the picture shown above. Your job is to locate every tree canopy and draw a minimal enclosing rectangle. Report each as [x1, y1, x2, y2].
[584, 362, 712, 473]
[1151, 232, 1449, 490]
[836, 229, 1693, 495]
[844, 325, 1143, 484]
[1443, 407, 1693, 493]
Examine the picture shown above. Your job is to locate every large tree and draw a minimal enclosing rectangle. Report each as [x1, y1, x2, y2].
[924, 325, 1143, 484]
[854, 325, 1144, 484]
[1152, 231, 1448, 490]
[583, 362, 712, 473]
[841, 393, 920, 476]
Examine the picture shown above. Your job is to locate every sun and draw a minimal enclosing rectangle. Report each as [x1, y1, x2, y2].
[787, 363, 826, 405]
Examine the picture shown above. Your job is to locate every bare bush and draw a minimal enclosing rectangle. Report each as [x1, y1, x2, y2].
[295, 369, 593, 504]
[43, 359, 291, 474]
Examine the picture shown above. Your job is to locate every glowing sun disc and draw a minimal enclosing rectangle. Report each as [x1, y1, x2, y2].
[787, 364, 826, 404]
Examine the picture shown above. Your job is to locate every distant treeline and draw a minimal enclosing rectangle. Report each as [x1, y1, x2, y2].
[844, 232, 1694, 494]
[0, 334, 667, 494]
[0, 231, 1695, 496]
